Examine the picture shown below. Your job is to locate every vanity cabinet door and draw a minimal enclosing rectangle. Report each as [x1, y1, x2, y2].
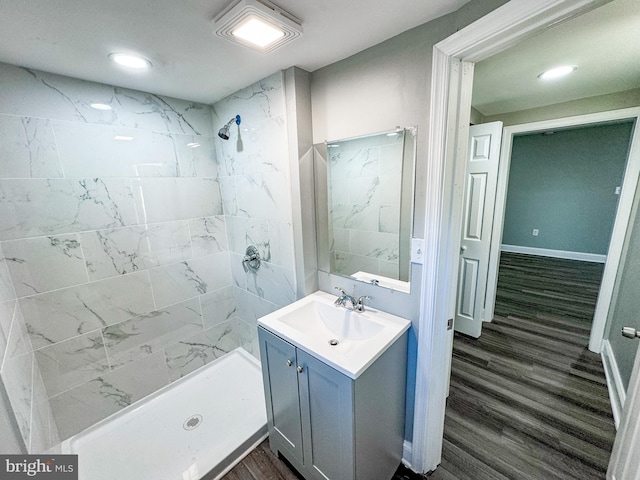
[258, 328, 304, 466]
[297, 349, 354, 480]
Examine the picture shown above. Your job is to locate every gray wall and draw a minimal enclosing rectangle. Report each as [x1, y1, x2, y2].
[481, 88, 640, 126]
[606, 175, 640, 390]
[502, 122, 633, 254]
[310, 0, 509, 444]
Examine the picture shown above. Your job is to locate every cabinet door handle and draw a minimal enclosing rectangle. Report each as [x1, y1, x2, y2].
[286, 359, 293, 367]
[296, 365, 304, 373]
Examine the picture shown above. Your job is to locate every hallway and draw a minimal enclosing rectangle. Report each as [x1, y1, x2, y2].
[431, 252, 614, 479]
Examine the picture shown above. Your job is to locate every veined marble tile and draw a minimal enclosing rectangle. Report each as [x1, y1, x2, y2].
[329, 177, 349, 205]
[49, 351, 169, 440]
[235, 172, 291, 221]
[0, 243, 16, 303]
[349, 230, 399, 262]
[148, 253, 232, 309]
[112, 87, 212, 135]
[0, 178, 140, 241]
[20, 271, 155, 349]
[226, 216, 270, 261]
[4, 304, 33, 363]
[0, 115, 63, 179]
[0, 352, 33, 447]
[334, 252, 379, 277]
[349, 175, 401, 206]
[102, 298, 203, 369]
[200, 286, 236, 328]
[268, 220, 294, 269]
[35, 330, 109, 397]
[0, 64, 212, 135]
[81, 221, 192, 281]
[2, 234, 88, 297]
[329, 147, 379, 178]
[172, 134, 218, 177]
[53, 121, 180, 178]
[133, 177, 222, 224]
[29, 361, 61, 453]
[330, 204, 378, 232]
[229, 252, 248, 290]
[212, 71, 284, 128]
[218, 176, 237, 216]
[379, 205, 400, 234]
[189, 216, 228, 257]
[332, 228, 350, 253]
[379, 261, 400, 280]
[246, 261, 295, 308]
[0, 300, 17, 364]
[215, 116, 287, 176]
[233, 286, 279, 324]
[164, 320, 241, 382]
[236, 319, 259, 360]
[379, 142, 404, 176]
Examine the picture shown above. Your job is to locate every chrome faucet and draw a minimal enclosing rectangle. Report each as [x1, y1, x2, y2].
[334, 287, 372, 312]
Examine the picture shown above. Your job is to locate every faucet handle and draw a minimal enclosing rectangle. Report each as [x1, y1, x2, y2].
[334, 286, 347, 295]
[355, 295, 372, 312]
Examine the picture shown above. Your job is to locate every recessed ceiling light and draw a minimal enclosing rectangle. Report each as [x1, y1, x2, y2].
[90, 103, 113, 111]
[109, 53, 152, 69]
[213, 0, 302, 53]
[114, 135, 134, 141]
[186, 142, 201, 148]
[538, 65, 577, 80]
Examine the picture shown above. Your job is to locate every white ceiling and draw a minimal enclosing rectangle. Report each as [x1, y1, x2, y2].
[472, 0, 640, 116]
[0, 0, 471, 104]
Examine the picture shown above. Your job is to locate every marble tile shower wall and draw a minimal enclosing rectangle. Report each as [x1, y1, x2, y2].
[0, 63, 253, 446]
[212, 72, 297, 328]
[328, 134, 403, 278]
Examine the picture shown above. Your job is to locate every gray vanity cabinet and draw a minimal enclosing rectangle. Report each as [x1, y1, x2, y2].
[258, 326, 407, 480]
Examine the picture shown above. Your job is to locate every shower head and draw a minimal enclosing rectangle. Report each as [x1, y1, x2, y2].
[218, 115, 241, 140]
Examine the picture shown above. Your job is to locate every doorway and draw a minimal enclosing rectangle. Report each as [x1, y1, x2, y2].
[466, 119, 638, 343]
[411, 0, 640, 473]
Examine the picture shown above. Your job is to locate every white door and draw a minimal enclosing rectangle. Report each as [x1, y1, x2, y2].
[455, 121, 503, 338]
[608, 338, 640, 479]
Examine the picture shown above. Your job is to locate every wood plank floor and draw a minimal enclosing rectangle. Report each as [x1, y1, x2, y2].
[221, 252, 614, 480]
[429, 252, 613, 480]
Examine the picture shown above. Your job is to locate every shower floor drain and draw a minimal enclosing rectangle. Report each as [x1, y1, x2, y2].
[183, 414, 203, 431]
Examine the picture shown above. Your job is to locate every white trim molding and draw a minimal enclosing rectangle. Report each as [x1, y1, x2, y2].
[501, 244, 607, 263]
[412, 0, 613, 474]
[602, 340, 626, 429]
[402, 440, 413, 470]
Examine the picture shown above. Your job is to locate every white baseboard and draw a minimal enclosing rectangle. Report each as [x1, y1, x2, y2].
[402, 440, 413, 469]
[501, 244, 606, 263]
[602, 339, 626, 429]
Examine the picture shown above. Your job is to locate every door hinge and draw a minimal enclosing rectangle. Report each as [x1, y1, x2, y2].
[447, 318, 453, 330]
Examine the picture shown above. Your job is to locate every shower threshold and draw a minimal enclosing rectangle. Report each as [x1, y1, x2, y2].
[62, 348, 267, 480]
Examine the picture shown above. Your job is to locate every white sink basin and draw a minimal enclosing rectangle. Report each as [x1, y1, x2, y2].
[258, 291, 411, 379]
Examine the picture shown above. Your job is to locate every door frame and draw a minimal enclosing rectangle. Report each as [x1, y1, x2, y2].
[411, 0, 613, 473]
[484, 108, 640, 351]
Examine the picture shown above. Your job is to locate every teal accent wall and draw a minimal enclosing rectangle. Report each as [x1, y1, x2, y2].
[502, 122, 634, 254]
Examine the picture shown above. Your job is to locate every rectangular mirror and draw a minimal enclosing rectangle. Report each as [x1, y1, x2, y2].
[314, 127, 416, 293]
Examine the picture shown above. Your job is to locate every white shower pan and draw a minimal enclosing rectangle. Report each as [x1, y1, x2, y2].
[62, 348, 267, 480]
